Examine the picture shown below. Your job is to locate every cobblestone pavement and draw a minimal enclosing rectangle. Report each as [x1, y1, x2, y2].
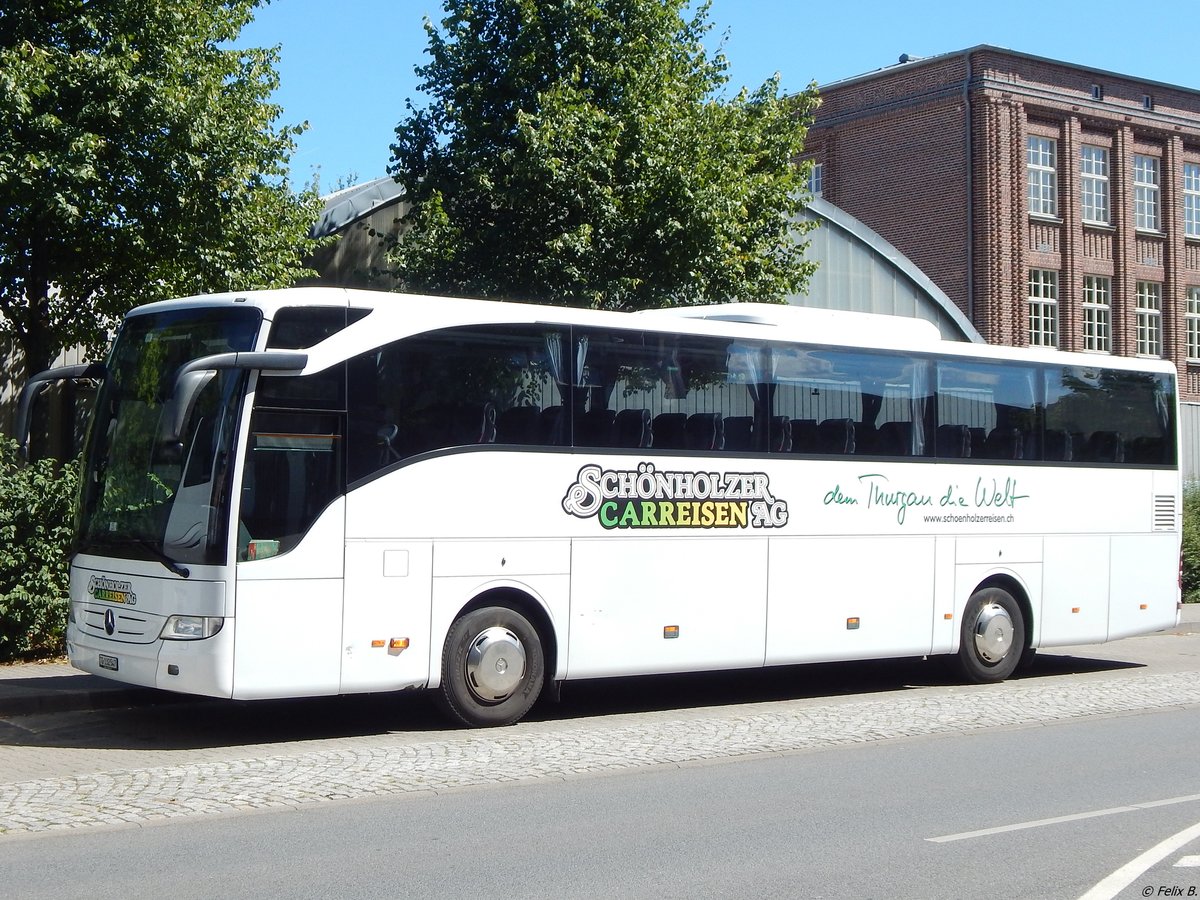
[2, 669, 1199, 837]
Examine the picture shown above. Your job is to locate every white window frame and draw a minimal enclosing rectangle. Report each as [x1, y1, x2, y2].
[1134, 155, 1160, 232]
[1185, 163, 1200, 239]
[1028, 269, 1059, 348]
[808, 162, 823, 197]
[1135, 281, 1163, 357]
[1027, 137, 1058, 217]
[1081, 146, 1110, 225]
[1082, 275, 1112, 353]
[1187, 286, 1200, 363]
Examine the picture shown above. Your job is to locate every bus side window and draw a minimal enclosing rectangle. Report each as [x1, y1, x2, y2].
[239, 410, 344, 561]
[1044, 366, 1174, 467]
[774, 348, 928, 459]
[937, 360, 1038, 461]
[345, 326, 570, 482]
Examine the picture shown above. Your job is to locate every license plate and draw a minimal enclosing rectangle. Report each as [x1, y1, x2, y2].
[98, 654, 118, 672]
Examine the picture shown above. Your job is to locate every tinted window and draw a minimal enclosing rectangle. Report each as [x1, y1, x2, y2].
[936, 361, 1038, 460]
[773, 348, 931, 457]
[346, 326, 567, 482]
[572, 329, 754, 452]
[258, 306, 366, 410]
[266, 306, 369, 349]
[339, 322, 1177, 473]
[1044, 366, 1175, 465]
[239, 410, 344, 560]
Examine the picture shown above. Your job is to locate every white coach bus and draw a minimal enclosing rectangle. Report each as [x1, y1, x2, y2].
[18, 287, 1181, 726]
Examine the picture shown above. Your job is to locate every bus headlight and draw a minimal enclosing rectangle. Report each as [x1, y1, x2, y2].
[161, 616, 224, 640]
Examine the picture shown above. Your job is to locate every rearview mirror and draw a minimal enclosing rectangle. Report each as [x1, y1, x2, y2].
[15, 363, 106, 458]
[157, 351, 308, 448]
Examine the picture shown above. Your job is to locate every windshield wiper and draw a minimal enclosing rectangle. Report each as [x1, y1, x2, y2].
[131, 540, 191, 579]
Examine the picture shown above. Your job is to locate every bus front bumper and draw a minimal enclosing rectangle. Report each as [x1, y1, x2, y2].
[67, 620, 235, 699]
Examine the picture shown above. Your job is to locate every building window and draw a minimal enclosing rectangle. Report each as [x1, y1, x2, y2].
[1028, 269, 1058, 347]
[1082, 275, 1111, 353]
[1081, 146, 1110, 224]
[1027, 137, 1057, 217]
[1090, 84, 1104, 101]
[1135, 281, 1163, 357]
[1185, 163, 1200, 238]
[1134, 155, 1160, 231]
[808, 162, 823, 197]
[1188, 287, 1200, 362]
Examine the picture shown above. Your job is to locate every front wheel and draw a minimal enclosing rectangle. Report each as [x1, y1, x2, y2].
[955, 587, 1025, 683]
[438, 605, 545, 727]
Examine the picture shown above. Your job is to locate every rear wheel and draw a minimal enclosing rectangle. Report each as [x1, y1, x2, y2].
[955, 587, 1025, 683]
[438, 605, 545, 727]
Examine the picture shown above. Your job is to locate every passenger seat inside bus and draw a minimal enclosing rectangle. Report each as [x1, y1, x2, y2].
[982, 427, 1024, 460]
[1084, 430, 1125, 463]
[936, 424, 971, 458]
[539, 406, 566, 445]
[652, 413, 688, 449]
[495, 406, 541, 444]
[685, 413, 724, 451]
[722, 416, 754, 451]
[968, 427, 986, 458]
[613, 408, 652, 448]
[1127, 435, 1165, 464]
[789, 419, 818, 453]
[816, 418, 855, 454]
[876, 421, 913, 456]
[410, 403, 497, 450]
[1042, 429, 1073, 461]
[769, 416, 792, 452]
[577, 408, 617, 447]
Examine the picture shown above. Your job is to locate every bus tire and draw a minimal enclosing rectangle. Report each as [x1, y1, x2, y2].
[437, 605, 545, 727]
[956, 587, 1025, 684]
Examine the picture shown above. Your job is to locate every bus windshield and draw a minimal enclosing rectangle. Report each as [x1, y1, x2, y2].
[76, 306, 262, 568]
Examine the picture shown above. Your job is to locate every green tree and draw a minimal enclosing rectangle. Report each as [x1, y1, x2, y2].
[388, 0, 818, 310]
[0, 0, 323, 378]
[1184, 484, 1200, 603]
[0, 437, 77, 660]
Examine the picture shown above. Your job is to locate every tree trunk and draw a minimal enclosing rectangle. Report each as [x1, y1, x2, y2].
[20, 235, 58, 382]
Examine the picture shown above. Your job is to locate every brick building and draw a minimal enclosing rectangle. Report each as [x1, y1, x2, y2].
[805, 45, 1200, 400]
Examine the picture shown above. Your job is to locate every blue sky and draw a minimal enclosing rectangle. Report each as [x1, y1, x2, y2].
[238, 0, 1200, 189]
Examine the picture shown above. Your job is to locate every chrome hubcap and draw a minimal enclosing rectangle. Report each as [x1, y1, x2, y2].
[465, 626, 526, 702]
[973, 602, 1013, 664]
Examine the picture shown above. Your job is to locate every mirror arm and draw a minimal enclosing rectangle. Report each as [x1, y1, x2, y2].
[159, 351, 308, 446]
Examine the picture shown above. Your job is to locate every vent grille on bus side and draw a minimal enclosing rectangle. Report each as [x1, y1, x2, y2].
[1153, 495, 1176, 531]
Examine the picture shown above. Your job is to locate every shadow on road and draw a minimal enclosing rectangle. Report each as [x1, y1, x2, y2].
[0, 651, 1142, 753]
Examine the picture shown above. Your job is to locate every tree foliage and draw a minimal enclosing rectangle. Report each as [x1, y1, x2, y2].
[388, 0, 819, 310]
[0, 437, 77, 660]
[0, 0, 323, 377]
[1184, 484, 1200, 603]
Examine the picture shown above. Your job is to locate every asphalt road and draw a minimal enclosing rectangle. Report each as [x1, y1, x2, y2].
[1, 615, 1199, 899]
[2, 703, 1199, 899]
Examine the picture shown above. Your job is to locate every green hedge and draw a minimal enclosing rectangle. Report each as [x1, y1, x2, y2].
[0, 438, 78, 662]
[1184, 484, 1200, 603]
